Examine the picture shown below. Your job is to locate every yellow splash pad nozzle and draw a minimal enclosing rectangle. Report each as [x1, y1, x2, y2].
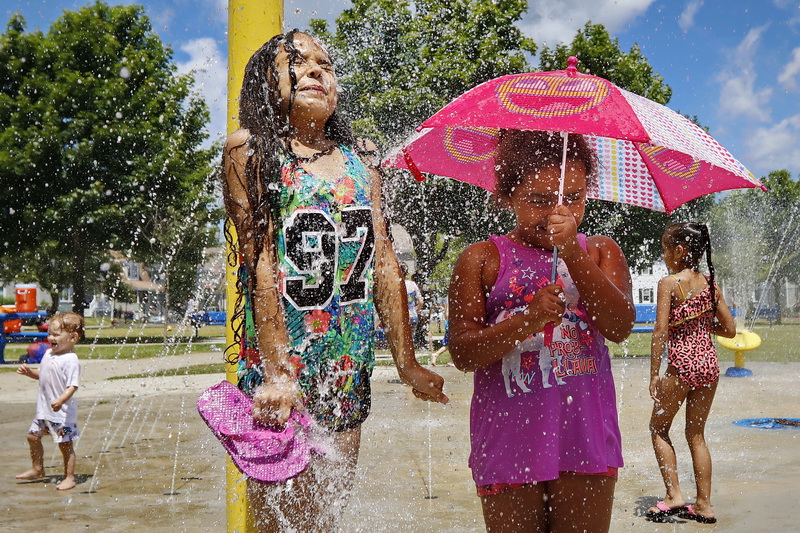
[718, 329, 761, 377]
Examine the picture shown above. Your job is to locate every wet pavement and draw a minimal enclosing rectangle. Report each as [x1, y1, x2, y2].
[1, 354, 798, 532]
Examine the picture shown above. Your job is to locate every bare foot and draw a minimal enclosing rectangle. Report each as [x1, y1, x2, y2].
[646, 497, 686, 516]
[16, 469, 46, 480]
[691, 502, 715, 519]
[56, 477, 76, 490]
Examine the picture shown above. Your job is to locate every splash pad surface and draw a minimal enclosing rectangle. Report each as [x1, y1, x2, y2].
[1, 355, 799, 532]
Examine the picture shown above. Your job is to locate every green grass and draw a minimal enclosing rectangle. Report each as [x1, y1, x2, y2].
[108, 363, 226, 380]
[5, 322, 798, 370]
[2, 342, 224, 362]
[80, 320, 225, 341]
[2, 319, 225, 362]
[610, 323, 800, 363]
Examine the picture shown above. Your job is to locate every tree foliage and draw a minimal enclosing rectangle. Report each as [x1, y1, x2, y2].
[0, 2, 220, 312]
[711, 170, 800, 319]
[102, 261, 136, 304]
[539, 22, 672, 105]
[539, 22, 713, 269]
[313, 0, 533, 290]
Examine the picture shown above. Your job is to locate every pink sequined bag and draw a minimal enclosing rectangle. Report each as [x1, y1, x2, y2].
[197, 380, 326, 482]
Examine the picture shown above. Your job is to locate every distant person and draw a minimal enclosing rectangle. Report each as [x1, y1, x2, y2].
[222, 30, 447, 530]
[16, 312, 84, 491]
[412, 271, 433, 350]
[430, 311, 452, 367]
[646, 223, 735, 524]
[448, 130, 635, 532]
[401, 263, 424, 345]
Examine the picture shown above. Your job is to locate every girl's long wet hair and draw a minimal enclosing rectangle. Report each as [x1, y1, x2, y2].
[663, 222, 717, 315]
[224, 31, 364, 365]
[236, 29, 358, 264]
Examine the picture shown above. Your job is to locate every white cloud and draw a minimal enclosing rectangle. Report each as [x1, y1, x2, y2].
[520, 0, 655, 48]
[678, 0, 703, 33]
[719, 77, 772, 122]
[208, 0, 228, 26]
[717, 26, 772, 122]
[745, 113, 800, 174]
[176, 37, 228, 143]
[778, 47, 800, 91]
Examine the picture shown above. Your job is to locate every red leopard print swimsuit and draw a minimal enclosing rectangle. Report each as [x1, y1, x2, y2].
[668, 278, 719, 388]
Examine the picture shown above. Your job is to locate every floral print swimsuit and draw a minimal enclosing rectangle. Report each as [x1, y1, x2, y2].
[237, 145, 377, 431]
[667, 276, 719, 388]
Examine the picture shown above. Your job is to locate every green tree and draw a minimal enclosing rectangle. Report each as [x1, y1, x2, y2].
[712, 170, 800, 322]
[0, 2, 218, 312]
[134, 177, 223, 338]
[314, 0, 534, 292]
[539, 22, 712, 269]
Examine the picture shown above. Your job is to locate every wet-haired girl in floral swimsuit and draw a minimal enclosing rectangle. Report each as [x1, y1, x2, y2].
[223, 30, 447, 532]
[646, 222, 736, 524]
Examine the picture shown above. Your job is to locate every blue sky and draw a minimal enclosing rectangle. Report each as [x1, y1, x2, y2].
[4, 0, 799, 178]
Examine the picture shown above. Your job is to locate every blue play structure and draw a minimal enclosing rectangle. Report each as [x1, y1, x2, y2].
[188, 309, 226, 335]
[188, 310, 226, 326]
[0, 312, 49, 364]
[632, 304, 656, 333]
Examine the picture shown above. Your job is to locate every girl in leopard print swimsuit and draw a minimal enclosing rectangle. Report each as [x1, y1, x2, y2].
[646, 223, 736, 524]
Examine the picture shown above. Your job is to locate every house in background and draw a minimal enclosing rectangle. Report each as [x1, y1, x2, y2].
[88, 250, 165, 319]
[631, 262, 668, 305]
[629, 261, 798, 319]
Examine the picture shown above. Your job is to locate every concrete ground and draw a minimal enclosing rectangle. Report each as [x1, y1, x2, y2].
[1, 353, 798, 532]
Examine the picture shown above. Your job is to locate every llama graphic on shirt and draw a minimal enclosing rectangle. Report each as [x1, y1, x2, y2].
[540, 326, 568, 389]
[499, 321, 569, 397]
[497, 258, 600, 398]
[501, 328, 537, 397]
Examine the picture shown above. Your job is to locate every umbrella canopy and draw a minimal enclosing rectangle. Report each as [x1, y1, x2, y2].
[383, 57, 765, 214]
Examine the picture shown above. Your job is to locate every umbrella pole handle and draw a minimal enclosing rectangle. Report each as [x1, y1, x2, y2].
[545, 246, 559, 347]
[551, 131, 568, 284]
[546, 133, 568, 345]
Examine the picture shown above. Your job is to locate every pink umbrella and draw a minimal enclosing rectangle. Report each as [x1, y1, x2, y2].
[383, 57, 765, 215]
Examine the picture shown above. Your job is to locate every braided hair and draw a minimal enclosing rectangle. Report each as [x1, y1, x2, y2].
[663, 222, 717, 315]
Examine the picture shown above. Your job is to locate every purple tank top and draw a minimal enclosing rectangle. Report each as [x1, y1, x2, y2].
[469, 235, 623, 485]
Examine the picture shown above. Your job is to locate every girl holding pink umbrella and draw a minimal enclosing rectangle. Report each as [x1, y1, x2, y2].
[448, 129, 635, 532]
[387, 58, 763, 530]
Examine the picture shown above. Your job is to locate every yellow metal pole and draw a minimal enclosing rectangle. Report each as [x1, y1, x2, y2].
[226, 1, 283, 531]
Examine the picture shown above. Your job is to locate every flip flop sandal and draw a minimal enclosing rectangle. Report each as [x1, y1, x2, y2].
[678, 504, 718, 524]
[646, 500, 686, 522]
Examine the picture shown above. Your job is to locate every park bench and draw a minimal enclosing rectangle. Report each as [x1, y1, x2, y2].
[746, 306, 779, 326]
[0, 312, 49, 364]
